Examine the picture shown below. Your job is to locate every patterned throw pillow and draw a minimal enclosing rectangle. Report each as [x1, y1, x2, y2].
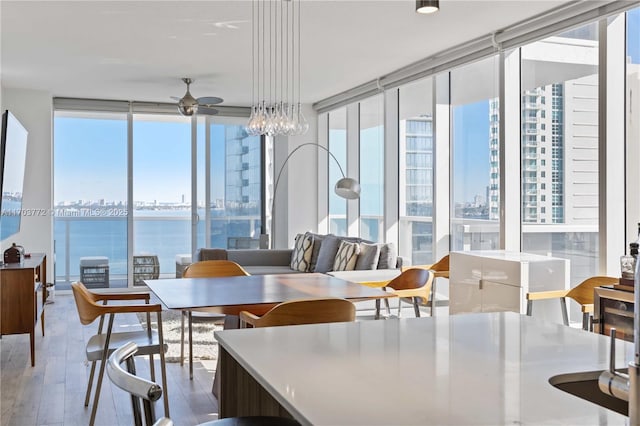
[290, 233, 314, 272]
[333, 240, 360, 271]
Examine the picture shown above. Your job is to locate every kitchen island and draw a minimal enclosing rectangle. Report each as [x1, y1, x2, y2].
[215, 312, 631, 425]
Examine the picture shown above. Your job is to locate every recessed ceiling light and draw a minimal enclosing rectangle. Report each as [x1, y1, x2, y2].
[416, 0, 439, 14]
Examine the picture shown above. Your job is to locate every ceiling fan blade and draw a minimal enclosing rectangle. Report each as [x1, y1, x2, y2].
[170, 96, 182, 101]
[197, 96, 223, 106]
[198, 106, 219, 115]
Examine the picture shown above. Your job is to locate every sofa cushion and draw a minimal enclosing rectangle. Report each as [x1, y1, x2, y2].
[242, 265, 305, 275]
[333, 240, 360, 271]
[196, 248, 228, 261]
[377, 243, 397, 269]
[355, 242, 381, 270]
[315, 235, 341, 273]
[228, 249, 292, 266]
[290, 233, 314, 272]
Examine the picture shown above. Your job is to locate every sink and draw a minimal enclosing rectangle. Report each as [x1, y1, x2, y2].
[549, 369, 628, 416]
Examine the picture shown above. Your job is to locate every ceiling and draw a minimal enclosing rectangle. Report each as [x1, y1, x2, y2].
[1, 0, 574, 108]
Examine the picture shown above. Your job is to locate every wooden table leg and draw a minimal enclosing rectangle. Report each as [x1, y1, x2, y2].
[30, 330, 35, 366]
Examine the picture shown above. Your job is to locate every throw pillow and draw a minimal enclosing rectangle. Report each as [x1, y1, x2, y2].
[305, 232, 325, 272]
[315, 234, 340, 273]
[377, 242, 397, 269]
[290, 233, 314, 272]
[333, 240, 360, 271]
[355, 242, 381, 270]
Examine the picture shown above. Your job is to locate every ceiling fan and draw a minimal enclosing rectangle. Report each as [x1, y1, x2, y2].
[171, 77, 223, 116]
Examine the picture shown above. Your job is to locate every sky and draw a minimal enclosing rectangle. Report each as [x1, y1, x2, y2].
[54, 117, 225, 204]
[453, 101, 491, 204]
[630, 8, 640, 63]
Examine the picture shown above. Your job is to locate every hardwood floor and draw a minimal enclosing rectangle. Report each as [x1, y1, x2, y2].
[1, 290, 443, 426]
[1, 293, 219, 426]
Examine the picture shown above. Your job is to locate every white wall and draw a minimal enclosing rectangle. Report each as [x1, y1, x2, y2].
[1, 87, 53, 281]
[272, 103, 319, 248]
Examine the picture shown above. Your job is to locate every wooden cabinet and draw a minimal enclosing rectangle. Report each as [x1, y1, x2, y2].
[450, 250, 569, 323]
[0, 253, 47, 366]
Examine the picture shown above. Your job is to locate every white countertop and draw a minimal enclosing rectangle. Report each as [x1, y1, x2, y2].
[215, 312, 631, 425]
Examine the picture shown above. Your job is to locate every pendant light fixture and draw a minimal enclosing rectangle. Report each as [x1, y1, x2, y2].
[416, 0, 439, 14]
[246, 0, 309, 137]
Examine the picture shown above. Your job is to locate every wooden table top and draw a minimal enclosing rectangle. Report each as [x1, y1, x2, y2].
[145, 273, 394, 316]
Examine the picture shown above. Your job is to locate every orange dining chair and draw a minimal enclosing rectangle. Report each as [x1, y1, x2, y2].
[403, 254, 449, 313]
[239, 298, 356, 328]
[381, 268, 433, 318]
[181, 260, 250, 379]
[526, 276, 618, 330]
[70, 282, 169, 426]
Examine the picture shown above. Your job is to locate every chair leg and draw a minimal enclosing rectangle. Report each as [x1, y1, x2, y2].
[582, 312, 590, 331]
[375, 299, 380, 320]
[84, 360, 97, 407]
[526, 300, 533, 316]
[413, 298, 421, 317]
[156, 311, 170, 419]
[397, 298, 402, 318]
[180, 310, 186, 366]
[189, 311, 194, 380]
[560, 297, 569, 326]
[383, 287, 391, 317]
[430, 280, 436, 317]
[85, 310, 107, 407]
[89, 314, 115, 426]
[149, 354, 156, 382]
[125, 356, 144, 426]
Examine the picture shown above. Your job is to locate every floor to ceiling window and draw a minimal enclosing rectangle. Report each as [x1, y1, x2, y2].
[398, 78, 434, 264]
[359, 95, 384, 242]
[627, 8, 640, 246]
[132, 114, 192, 279]
[520, 23, 600, 283]
[53, 111, 128, 289]
[328, 107, 347, 236]
[53, 104, 259, 288]
[451, 56, 500, 251]
[207, 117, 262, 249]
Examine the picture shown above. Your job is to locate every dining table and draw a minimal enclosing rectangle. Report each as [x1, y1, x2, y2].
[144, 272, 394, 395]
[144, 272, 394, 316]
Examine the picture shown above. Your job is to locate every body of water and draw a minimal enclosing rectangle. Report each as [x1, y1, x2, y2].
[54, 209, 261, 280]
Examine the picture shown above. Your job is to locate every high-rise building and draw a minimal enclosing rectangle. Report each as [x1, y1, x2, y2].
[223, 126, 261, 216]
[399, 115, 434, 264]
[488, 36, 599, 227]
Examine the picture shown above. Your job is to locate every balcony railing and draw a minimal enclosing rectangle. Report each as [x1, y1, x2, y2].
[54, 213, 261, 290]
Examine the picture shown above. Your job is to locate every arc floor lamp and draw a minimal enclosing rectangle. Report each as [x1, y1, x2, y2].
[267, 142, 361, 249]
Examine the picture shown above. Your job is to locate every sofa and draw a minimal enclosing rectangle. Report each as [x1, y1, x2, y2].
[196, 232, 407, 276]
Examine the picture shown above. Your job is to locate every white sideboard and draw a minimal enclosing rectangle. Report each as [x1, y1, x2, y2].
[450, 250, 570, 323]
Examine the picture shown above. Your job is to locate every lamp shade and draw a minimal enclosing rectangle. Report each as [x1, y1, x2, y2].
[334, 177, 361, 200]
[416, 0, 439, 14]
